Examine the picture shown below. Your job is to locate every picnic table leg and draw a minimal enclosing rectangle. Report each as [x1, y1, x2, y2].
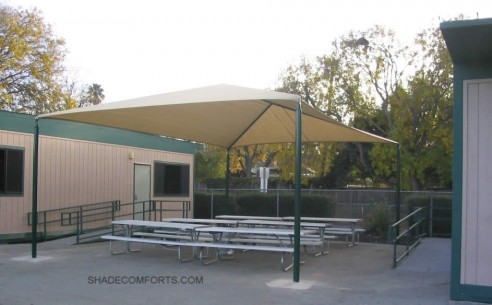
[314, 227, 329, 256]
[109, 240, 127, 255]
[282, 236, 305, 271]
[281, 251, 305, 272]
[215, 232, 235, 261]
[177, 245, 194, 263]
[126, 225, 141, 253]
[348, 224, 356, 247]
[109, 225, 140, 254]
[314, 241, 330, 257]
[199, 247, 220, 266]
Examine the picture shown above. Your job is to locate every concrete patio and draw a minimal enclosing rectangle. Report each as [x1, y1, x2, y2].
[0, 238, 451, 305]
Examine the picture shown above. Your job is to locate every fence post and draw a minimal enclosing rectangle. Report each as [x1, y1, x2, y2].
[210, 189, 214, 219]
[387, 223, 394, 244]
[276, 190, 280, 217]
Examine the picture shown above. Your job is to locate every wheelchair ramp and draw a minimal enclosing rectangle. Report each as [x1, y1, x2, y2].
[397, 238, 451, 273]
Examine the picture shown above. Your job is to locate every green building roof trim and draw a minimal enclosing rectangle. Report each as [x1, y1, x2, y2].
[0, 110, 200, 154]
[441, 17, 492, 65]
[0, 111, 35, 134]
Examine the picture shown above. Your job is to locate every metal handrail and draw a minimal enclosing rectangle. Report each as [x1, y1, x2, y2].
[391, 207, 423, 228]
[389, 207, 427, 268]
[27, 200, 120, 225]
[28, 199, 191, 243]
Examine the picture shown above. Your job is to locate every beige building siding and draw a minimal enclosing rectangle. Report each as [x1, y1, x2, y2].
[0, 130, 33, 236]
[0, 131, 194, 236]
[461, 80, 492, 286]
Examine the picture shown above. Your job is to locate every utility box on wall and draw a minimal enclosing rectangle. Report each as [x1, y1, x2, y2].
[441, 18, 492, 303]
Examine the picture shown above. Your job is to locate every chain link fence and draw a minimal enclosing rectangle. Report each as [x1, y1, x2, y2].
[195, 188, 452, 237]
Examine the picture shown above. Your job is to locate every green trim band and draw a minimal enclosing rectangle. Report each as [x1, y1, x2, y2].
[0, 110, 200, 154]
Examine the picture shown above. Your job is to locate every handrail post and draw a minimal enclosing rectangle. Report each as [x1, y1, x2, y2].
[429, 195, 434, 237]
[79, 206, 83, 235]
[210, 189, 214, 219]
[111, 201, 115, 235]
[43, 211, 47, 241]
[406, 210, 412, 252]
[76, 211, 80, 244]
[390, 225, 397, 268]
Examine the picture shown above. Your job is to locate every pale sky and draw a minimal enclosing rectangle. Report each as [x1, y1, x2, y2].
[4, 0, 492, 102]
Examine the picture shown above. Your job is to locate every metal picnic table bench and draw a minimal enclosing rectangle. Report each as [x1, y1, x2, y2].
[283, 216, 365, 246]
[100, 219, 313, 271]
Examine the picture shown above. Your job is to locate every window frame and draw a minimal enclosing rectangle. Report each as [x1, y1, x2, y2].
[0, 146, 25, 196]
[153, 161, 190, 197]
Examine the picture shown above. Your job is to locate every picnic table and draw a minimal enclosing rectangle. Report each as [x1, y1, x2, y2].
[282, 216, 363, 246]
[215, 215, 283, 221]
[112, 219, 205, 234]
[193, 226, 314, 270]
[282, 216, 361, 224]
[165, 218, 238, 227]
[100, 219, 326, 270]
[237, 219, 333, 256]
[238, 219, 329, 229]
[102, 220, 208, 260]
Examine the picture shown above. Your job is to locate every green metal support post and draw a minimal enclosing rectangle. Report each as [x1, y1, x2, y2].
[225, 148, 231, 204]
[293, 102, 302, 282]
[396, 144, 401, 221]
[396, 144, 401, 234]
[31, 118, 39, 258]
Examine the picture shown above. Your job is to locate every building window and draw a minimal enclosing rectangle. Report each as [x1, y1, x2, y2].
[0, 147, 24, 195]
[153, 162, 190, 197]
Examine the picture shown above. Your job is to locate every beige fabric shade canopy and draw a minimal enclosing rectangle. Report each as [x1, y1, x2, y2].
[35, 84, 397, 282]
[40, 84, 396, 148]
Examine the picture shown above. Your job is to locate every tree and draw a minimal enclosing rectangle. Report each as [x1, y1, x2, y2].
[79, 83, 105, 107]
[370, 27, 453, 189]
[230, 144, 279, 178]
[332, 26, 411, 135]
[0, 6, 69, 114]
[195, 145, 226, 183]
[277, 24, 453, 190]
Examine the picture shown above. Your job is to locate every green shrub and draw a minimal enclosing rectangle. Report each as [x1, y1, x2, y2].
[193, 192, 236, 218]
[194, 191, 335, 218]
[366, 203, 391, 237]
[235, 193, 335, 217]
